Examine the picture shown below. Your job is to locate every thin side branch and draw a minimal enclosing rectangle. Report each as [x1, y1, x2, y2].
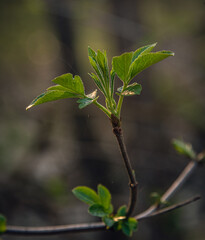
[137, 195, 201, 220]
[111, 114, 138, 217]
[135, 160, 198, 219]
[4, 196, 200, 236]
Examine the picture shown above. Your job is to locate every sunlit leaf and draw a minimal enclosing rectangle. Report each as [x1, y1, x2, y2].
[26, 90, 80, 110]
[128, 51, 174, 83]
[110, 69, 115, 96]
[96, 50, 109, 87]
[112, 52, 133, 83]
[89, 73, 106, 95]
[77, 90, 98, 109]
[88, 46, 97, 59]
[47, 85, 70, 91]
[117, 83, 142, 96]
[26, 73, 85, 110]
[52, 73, 85, 95]
[131, 42, 157, 63]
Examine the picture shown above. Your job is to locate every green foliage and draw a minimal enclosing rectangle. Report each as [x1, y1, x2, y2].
[117, 83, 142, 96]
[27, 43, 174, 120]
[172, 139, 196, 159]
[0, 215, 6, 234]
[121, 218, 138, 237]
[72, 185, 113, 217]
[72, 185, 138, 236]
[117, 205, 127, 216]
[112, 43, 174, 85]
[77, 89, 98, 109]
[89, 204, 112, 217]
[112, 52, 133, 83]
[111, 205, 138, 237]
[72, 186, 100, 205]
[26, 43, 174, 237]
[98, 184, 112, 209]
[26, 73, 97, 110]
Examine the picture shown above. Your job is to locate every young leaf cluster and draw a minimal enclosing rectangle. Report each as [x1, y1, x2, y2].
[26, 43, 174, 120]
[25, 43, 174, 237]
[72, 185, 138, 237]
[72, 185, 113, 218]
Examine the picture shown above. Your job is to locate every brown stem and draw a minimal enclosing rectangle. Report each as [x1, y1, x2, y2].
[4, 196, 200, 236]
[111, 114, 138, 217]
[5, 222, 106, 236]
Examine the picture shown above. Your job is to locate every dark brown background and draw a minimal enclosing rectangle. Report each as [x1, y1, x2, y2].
[0, 1, 205, 239]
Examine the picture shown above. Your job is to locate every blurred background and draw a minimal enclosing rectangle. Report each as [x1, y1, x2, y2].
[0, 0, 204, 239]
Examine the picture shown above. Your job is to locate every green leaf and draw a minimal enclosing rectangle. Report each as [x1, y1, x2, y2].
[103, 216, 115, 228]
[89, 73, 106, 95]
[117, 83, 142, 96]
[112, 52, 133, 83]
[72, 186, 100, 205]
[97, 184, 111, 209]
[88, 204, 108, 217]
[121, 218, 138, 237]
[131, 42, 157, 63]
[97, 50, 109, 85]
[0, 215, 6, 233]
[77, 98, 93, 109]
[88, 47, 110, 99]
[77, 90, 98, 109]
[127, 218, 138, 231]
[107, 204, 114, 215]
[47, 85, 70, 91]
[96, 50, 106, 73]
[26, 90, 80, 110]
[172, 139, 196, 159]
[26, 73, 86, 110]
[88, 47, 105, 85]
[117, 205, 127, 216]
[88, 46, 97, 59]
[113, 221, 122, 231]
[110, 69, 115, 96]
[122, 221, 132, 237]
[128, 51, 174, 83]
[52, 73, 85, 95]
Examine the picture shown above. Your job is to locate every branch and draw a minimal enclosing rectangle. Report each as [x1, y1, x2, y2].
[3, 124, 203, 237]
[137, 195, 201, 220]
[135, 160, 198, 219]
[5, 222, 106, 236]
[4, 196, 200, 236]
[111, 114, 138, 217]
